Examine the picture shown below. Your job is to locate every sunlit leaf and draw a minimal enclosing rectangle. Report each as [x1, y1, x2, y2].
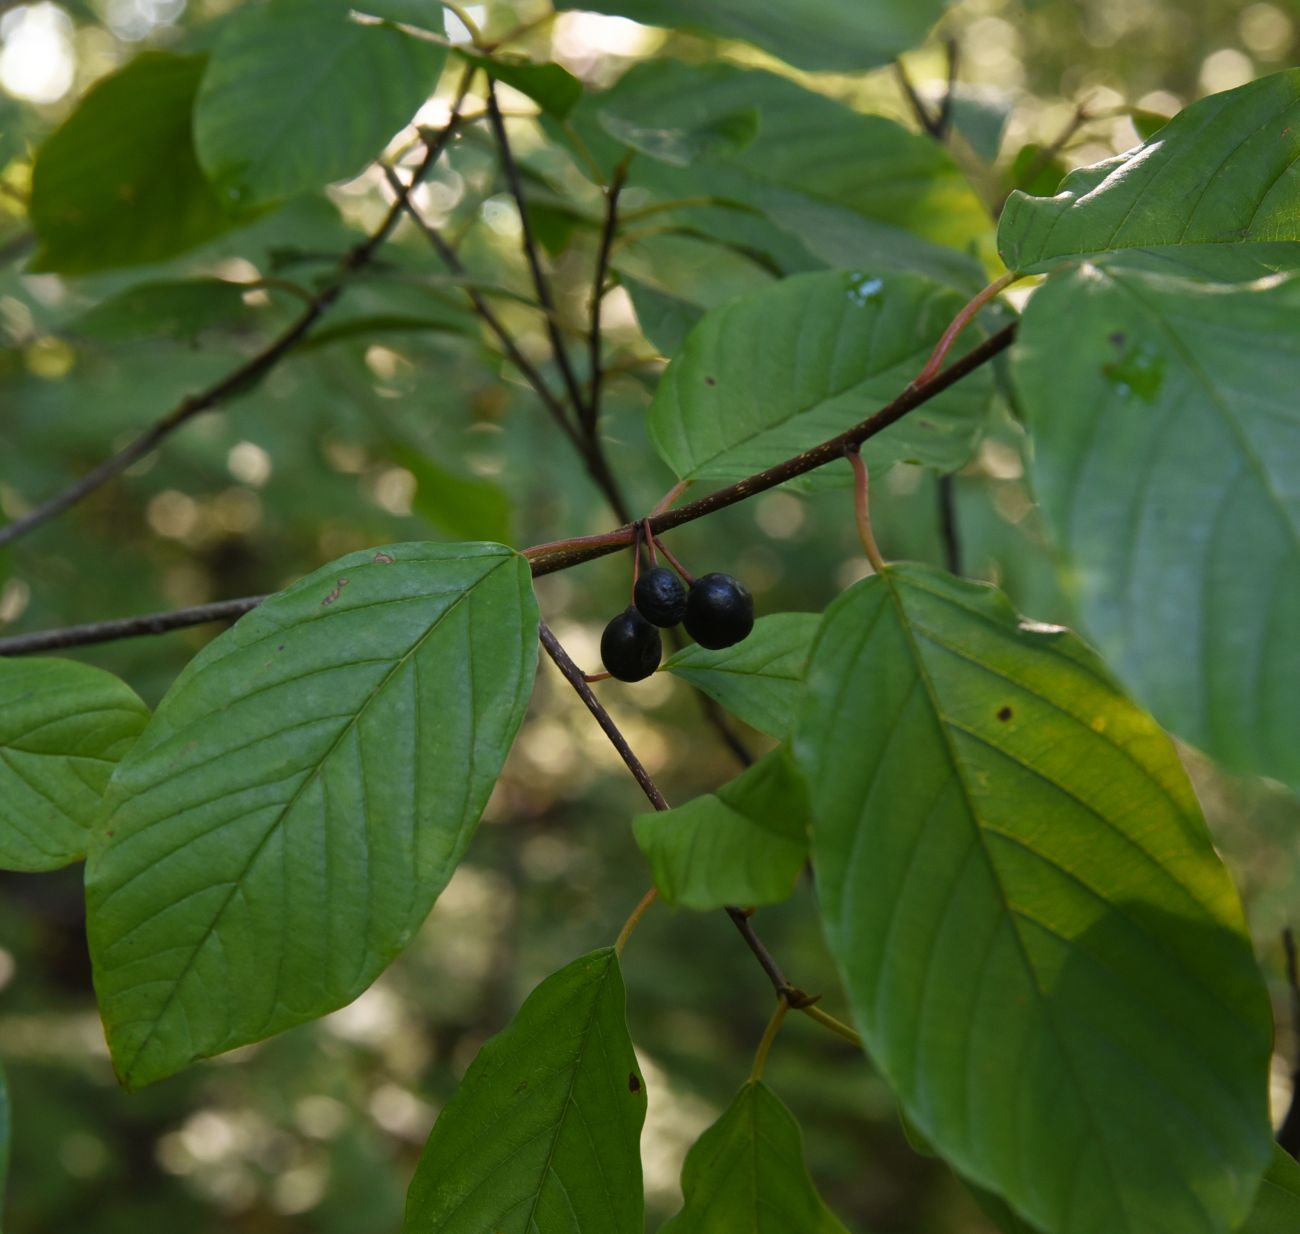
[0, 659, 149, 872]
[633, 746, 808, 910]
[663, 612, 817, 738]
[86, 542, 538, 1088]
[1012, 260, 1300, 789]
[403, 948, 645, 1233]
[999, 70, 1300, 275]
[30, 53, 235, 274]
[793, 563, 1273, 1234]
[660, 1081, 848, 1233]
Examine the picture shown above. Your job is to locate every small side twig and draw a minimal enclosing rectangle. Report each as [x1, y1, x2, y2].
[586, 159, 630, 434]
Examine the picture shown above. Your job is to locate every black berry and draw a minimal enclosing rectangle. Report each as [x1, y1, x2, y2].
[601, 606, 663, 681]
[634, 567, 687, 627]
[684, 573, 754, 649]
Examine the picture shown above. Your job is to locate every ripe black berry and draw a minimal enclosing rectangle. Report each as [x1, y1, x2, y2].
[634, 567, 687, 627]
[601, 606, 663, 681]
[684, 573, 754, 649]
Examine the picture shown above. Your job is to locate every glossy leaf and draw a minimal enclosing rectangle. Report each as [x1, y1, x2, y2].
[30, 53, 234, 274]
[457, 51, 582, 120]
[403, 948, 644, 1233]
[999, 70, 1300, 274]
[648, 271, 993, 483]
[633, 746, 808, 910]
[86, 542, 538, 1088]
[1012, 261, 1300, 789]
[793, 563, 1274, 1234]
[660, 1081, 847, 1234]
[64, 278, 256, 343]
[553, 0, 944, 74]
[663, 612, 817, 738]
[0, 659, 149, 873]
[195, 0, 446, 207]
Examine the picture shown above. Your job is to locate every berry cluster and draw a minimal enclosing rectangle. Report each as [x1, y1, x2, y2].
[601, 560, 754, 683]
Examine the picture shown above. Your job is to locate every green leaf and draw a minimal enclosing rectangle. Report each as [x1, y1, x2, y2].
[648, 270, 993, 483]
[1011, 260, 1300, 789]
[64, 278, 256, 343]
[620, 274, 704, 356]
[85, 542, 538, 1088]
[1006, 143, 1068, 199]
[660, 1080, 848, 1234]
[599, 105, 759, 167]
[194, 0, 446, 208]
[633, 746, 808, 910]
[403, 948, 645, 1233]
[553, 0, 944, 73]
[456, 51, 582, 120]
[999, 70, 1300, 275]
[0, 658, 149, 873]
[663, 612, 817, 738]
[392, 445, 512, 544]
[792, 563, 1274, 1234]
[946, 85, 1013, 163]
[1242, 1148, 1300, 1233]
[29, 53, 235, 274]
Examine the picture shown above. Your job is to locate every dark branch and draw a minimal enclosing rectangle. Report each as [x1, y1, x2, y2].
[1279, 929, 1300, 1158]
[585, 160, 629, 435]
[937, 473, 962, 576]
[0, 92, 471, 553]
[937, 38, 960, 139]
[893, 58, 942, 139]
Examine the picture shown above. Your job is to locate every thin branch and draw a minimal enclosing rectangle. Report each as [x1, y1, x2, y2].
[5, 322, 1014, 658]
[915, 272, 1018, 387]
[937, 474, 962, 576]
[0, 85, 473, 553]
[585, 159, 630, 435]
[1280, 929, 1300, 1158]
[538, 621, 802, 1001]
[894, 57, 942, 138]
[485, 86, 589, 423]
[0, 596, 267, 657]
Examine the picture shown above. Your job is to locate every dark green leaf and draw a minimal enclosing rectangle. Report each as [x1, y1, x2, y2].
[392, 445, 512, 544]
[1011, 260, 1300, 789]
[663, 612, 817, 738]
[0, 658, 149, 873]
[648, 271, 993, 483]
[553, 0, 945, 74]
[999, 70, 1300, 274]
[1242, 1148, 1300, 1233]
[195, 0, 446, 207]
[793, 563, 1274, 1234]
[620, 275, 704, 356]
[403, 948, 645, 1233]
[64, 279, 256, 343]
[633, 746, 808, 910]
[86, 542, 538, 1088]
[1006, 143, 1067, 199]
[301, 312, 471, 351]
[946, 85, 1013, 163]
[457, 51, 582, 120]
[599, 105, 759, 167]
[29, 53, 235, 274]
[660, 1080, 848, 1233]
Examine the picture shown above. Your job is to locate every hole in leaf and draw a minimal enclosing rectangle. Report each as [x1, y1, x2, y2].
[628, 1073, 641, 1094]
[997, 706, 1013, 722]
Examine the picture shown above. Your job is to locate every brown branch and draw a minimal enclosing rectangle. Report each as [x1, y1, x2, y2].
[538, 620, 801, 1000]
[2, 323, 1013, 657]
[0, 85, 474, 553]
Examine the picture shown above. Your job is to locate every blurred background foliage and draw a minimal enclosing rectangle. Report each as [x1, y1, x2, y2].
[0, 0, 1298, 1230]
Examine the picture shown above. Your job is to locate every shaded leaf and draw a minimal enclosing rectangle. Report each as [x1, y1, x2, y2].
[620, 274, 704, 356]
[633, 746, 808, 910]
[64, 278, 256, 343]
[0, 659, 149, 873]
[195, 0, 446, 207]
[1011, 260, 1300, 789]
[999, 70, 1300, 275]
[660, 1081, 848, 1233]
[392, 445, 512, 544]
[403, 948, 644, 1233]
[663, 612, 817, 738]
[457, 51, 582, 120]
[599, 104, 758, 167]
[1242, 1148, 1300, 1233]
[648, 270, 993, 483]
[86, 542, 538, 1088]
[793, 563, 1273, 1234]
[553, 0, 945, 74]
[30, 53, 235, 274]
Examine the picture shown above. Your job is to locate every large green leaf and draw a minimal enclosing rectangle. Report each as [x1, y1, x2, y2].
[660, 1080, 848, 1233]
[554, 0, 944, 74]
[194, 0, 446, 207]
[663, 612, 817, 738]
[1011, 261, 1300, 789]
[648, 271, 993, 483]
[0, 659, 149, 873]
[793, 563, 1273, 1234]
[86, 542, 538, 1088]
[403, 948, 645, 1233]
[1242, 1149, 1300, 1233]
[64, 278, 256, 343]
[999, 71, 1300, 275]
[633, 746, 808, 910]
[29, 53, 235, 274]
